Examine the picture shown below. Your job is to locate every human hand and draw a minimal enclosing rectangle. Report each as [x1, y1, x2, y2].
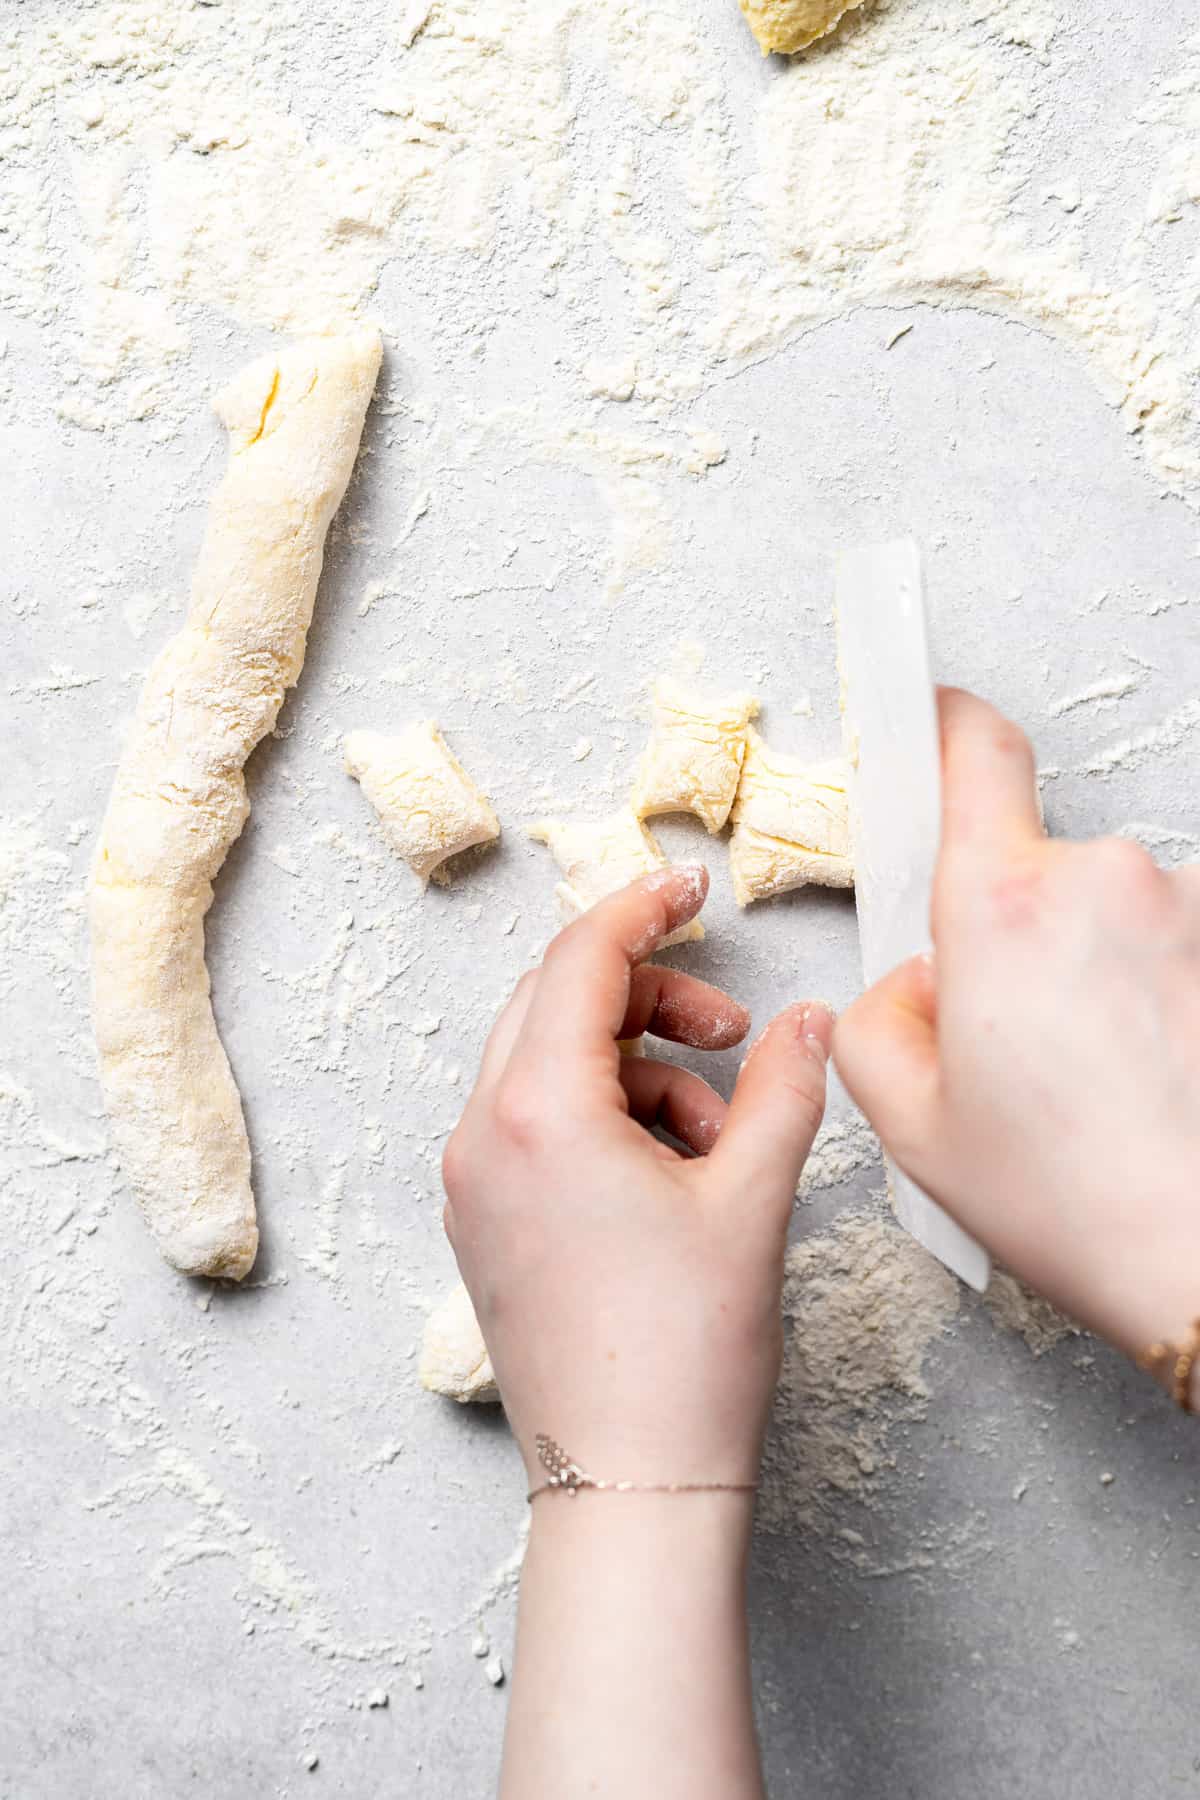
[441, 865, 835, 1488]
[834, 688, 1200, 1370]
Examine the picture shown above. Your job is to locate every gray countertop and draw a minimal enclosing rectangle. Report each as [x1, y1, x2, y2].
[3, 0, 1198, 1793]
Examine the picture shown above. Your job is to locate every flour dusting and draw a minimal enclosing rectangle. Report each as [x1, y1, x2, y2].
[3, 0, 1199, 1781]
[759, 1207, 960, 1537]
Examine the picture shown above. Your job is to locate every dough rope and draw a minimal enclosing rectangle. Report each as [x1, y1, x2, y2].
[728, 728, 854, 904]
[90, 329, 382, 1279]
[738, 0, 867, 55]
[529, 807, 705, 947]
[631, 677, 759, 835]
[344, 722, 499, 883]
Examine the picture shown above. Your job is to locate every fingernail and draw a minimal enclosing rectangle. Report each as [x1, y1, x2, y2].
[672, 862, 709, 904]
[800, 1000, 836, 1063]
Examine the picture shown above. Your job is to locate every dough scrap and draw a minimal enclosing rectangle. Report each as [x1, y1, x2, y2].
[739, 0, 867, 54]
[528, 808, 705, 947]
[631, 677, 760, 835]
[344, 722, 499, 883]
[90, 328, 382, 1279]
[420, 1281, 499, 1404]
[729, 729, 854, 905]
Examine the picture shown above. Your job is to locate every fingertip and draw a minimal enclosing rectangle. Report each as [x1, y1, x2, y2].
[831, 958, 940, 1164]
[703, 994, 752, 1051]
[799, 998, 836, 1062]
[712, 998, 831, 1199]
[631, 862, 710, 957]
[654, 859, 709, 918]
[936, 686, 976, 739]
[937, 687, 1041, 852]
[621, 964, 750, 1050]
[619, 1055, 729, 1157]
[756, 999, 836, 1066]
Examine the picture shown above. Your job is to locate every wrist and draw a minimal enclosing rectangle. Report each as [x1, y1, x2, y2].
[506, 1488, 763, 1799]
[527, 1486, 756, 1565]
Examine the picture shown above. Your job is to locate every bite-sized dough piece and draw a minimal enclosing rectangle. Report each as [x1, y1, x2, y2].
[344, 723, 499, 883]
[631, 677, 759, 835]
[729, 730, 854, 905]
[420, 1281, 498, 1404]
[529, 808, 705, 947]
[739, 0, 866, 54]
[90, 328, 382, 1281]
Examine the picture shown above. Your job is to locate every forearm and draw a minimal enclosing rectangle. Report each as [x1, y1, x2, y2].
[500, 1492, 764, 1800]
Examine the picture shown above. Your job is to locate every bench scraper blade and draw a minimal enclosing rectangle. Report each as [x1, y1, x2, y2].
[835, 538, 990, 1293]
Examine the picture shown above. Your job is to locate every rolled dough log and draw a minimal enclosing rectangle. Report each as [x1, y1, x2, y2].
[90, 328, 382, 1279]
[739, 0, 867, 54]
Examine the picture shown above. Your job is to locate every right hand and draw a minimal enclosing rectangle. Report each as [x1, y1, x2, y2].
[834, 687, 1200, 1373]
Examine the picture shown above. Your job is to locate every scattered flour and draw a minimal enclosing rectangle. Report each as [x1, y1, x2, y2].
[984, 1271, 1080, 1358]
[1117, 822, 1200, 869]
[728, 0, 1200, 497]
[759, 1206, 960, 1536]
[798, 1109, 881, 1200]
[1047, 671, 1144, 718]
[2, 0, 1199, 1766]
[2, 0, 1198, 495]
[1078, 697, 1200, 775]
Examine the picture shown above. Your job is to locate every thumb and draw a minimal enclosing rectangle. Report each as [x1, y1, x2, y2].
[706, 1002, 833, 1209]
[833, 953, 940, 1173]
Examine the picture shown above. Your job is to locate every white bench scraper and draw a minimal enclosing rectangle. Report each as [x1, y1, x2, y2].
[835, 539, 990, 1293]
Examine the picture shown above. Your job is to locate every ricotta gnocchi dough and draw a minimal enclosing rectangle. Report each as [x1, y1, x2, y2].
[420, 1281, 499, 1404]
[529, 808, 705, 946]
[90, 329, 382, 1279]
[631, 677, 759, 834]
[344, 722, 500, 882]
[729, 730, 854, 905]
[739, 0, 867, 54]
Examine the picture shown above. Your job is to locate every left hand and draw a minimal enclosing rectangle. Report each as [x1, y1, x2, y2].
[441, 865, 835, 1491]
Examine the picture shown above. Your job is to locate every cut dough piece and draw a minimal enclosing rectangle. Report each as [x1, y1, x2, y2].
[344, 723, 499, 883]
[631, 677, 759, 835]
[420, 1281, 498, 1404]
[529, 808, 705, 947]
[739, 0, 867, 54]
[729, 730, 854, 905]
[90, 329, 382, 1280]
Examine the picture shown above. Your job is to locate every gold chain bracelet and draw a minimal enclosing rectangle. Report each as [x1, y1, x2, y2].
[526, 1434, 758, 1503]
[1138, 1319, 1200, 1414]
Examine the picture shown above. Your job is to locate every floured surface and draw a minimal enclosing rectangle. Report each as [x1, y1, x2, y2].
[3, 1, 1200, 1795]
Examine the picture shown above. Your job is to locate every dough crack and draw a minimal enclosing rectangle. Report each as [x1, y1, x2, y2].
[243, 365, 280, 450]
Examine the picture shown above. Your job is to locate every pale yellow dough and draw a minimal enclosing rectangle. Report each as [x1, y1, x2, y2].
[739, 0, 867, 54]
[529, 808, 705, 947]
[729, 730, 854, 904]
[90, 329, 382, 1280]
[420, 1281, 499, 1404]
[344, 722, 500, 882]
[631, 677, 759, 835]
